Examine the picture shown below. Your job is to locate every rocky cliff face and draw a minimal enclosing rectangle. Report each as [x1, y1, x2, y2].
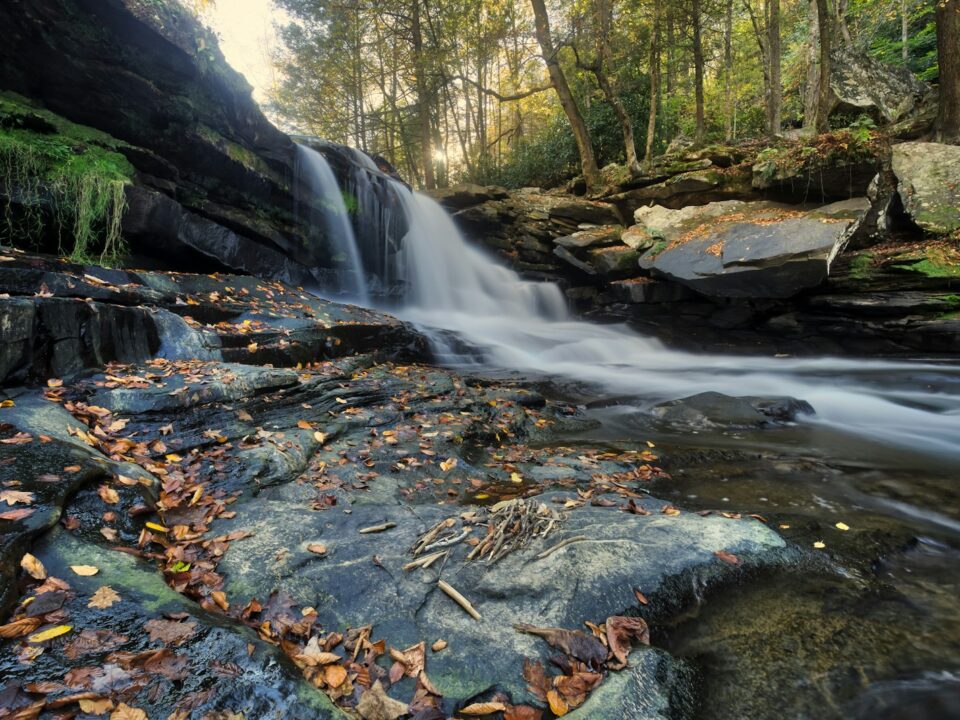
[0, 0, 400, 287]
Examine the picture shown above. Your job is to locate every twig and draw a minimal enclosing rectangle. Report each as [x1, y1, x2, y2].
[424, 528, 471, 552]
[438, 580, 481, 621]
[402, 550, 447, 571]
[359, 522, 396, 534]
[535, 535, 589, 560]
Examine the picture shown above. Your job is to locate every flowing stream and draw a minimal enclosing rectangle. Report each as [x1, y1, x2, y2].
[307, 151, 960, 717]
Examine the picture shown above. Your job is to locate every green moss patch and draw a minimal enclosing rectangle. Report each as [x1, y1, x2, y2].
[0, 93, 133, 265]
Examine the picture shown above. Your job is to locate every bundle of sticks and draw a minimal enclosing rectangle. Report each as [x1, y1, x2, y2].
[409, 498, 565, 567]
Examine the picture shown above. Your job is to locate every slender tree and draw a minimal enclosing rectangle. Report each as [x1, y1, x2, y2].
[812, 0, 833, 132]
[936, 0, 960, 143]
[529, 0, 600, 188]
[767, 0, 781, 135]
[645, 2, 661, 168]
[691, 0, 706, 146]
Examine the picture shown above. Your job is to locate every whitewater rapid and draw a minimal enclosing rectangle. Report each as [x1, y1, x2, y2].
[387, 188, 960, 458]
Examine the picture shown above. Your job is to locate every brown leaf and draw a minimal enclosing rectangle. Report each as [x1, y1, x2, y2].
[605, 616, 650, 665]
[325, 663, 348, 688]
[1, 507, 36, 521]
[144, 618, 196, 646]
[504, 706, 543, 720]
[20, 553, 47, 580]
[522, 659, 550, 702]
[110, 703, 147, 720]
[64, 629, 129, 659]
[714, 550, 741, 565]
[460, 701, 507, 715]
[307, 543, 327, 555]
[431, 639, 447, 652]
[356, 681, 408, 720]
[0, 616, 43, 639]
[633, 589, 649, 605]
[211, 591, 229, 611]
[514, 624, 607, 668]
[88, 586, 121, 609]
[237, 410, 254, 422]
[389, 641, 425, 678]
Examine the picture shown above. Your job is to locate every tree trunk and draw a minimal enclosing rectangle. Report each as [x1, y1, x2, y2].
[724, 0, 734, 141]
[767, 0, 782, 135]
[412, 0, 435, 189]
[692, 0, 706, 146]
[645, 4, 661, 169]
[901, 0, 909, 62]
[529, 0, 600, 189]
[813, 0, 833, 133]
[803, 0, 820, 129]
[936, 0, 960, 143]
[593, 0, 641, 173]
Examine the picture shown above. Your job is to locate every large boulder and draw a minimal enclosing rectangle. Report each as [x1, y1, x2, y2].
[829, 47, 931, 124]
[639, 199, 869, 298]
[891, 141, 960, 234]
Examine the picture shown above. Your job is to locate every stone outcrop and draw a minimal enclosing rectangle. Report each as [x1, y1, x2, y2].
[829, 47, 932, 124]
[636, 199, 868, 298]
[891, 141, 960, 234]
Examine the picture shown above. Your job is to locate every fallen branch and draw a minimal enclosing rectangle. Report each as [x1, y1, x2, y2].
[438, 579, 481, 620]
[402, 550, 447, 571]
[535, 535, 589, 560]
[359, 522, 396, 534]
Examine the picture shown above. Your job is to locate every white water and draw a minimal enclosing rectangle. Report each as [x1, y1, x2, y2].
[295, 145, 369, 304]
[386, 186, 960, 458]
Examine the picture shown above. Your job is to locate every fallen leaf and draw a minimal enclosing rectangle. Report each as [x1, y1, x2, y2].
[546, 689, 569, 717]
[605, 615, 650, 664]
[460, 701, 508, 715]
[145, 522, 168, 533]
[504, 706, 543, 720]
[307, 543, 327, 555]
[78, 698, 114, 714]
[237, 410, 254, 422]
[440, 457, 458, 472]
[633, 589, 649, 605]
[314, 431, 328, 444]
[88, 586, 120, 609]
[98, 485, 120, 505]
[211, 591, 229, 611]
[27, 624, 72, 643]
[20, 553, 47, 580]
[0, 490, 34, 506]
[0, 616, 43, 639]
[389, 641, 425, 678]
[510, 472, 523, 484]
[356, 681, 408, 720]
[144, 618, 196, 645]
[713, 550, 740, 565]
[297, 419, 313, 429]
[325, 663, 348, 688]
[431, 639, 447, 652]
[0, 507, 35, 521]
[813, 541, 826, 549]
[110, 703, 147, 720]
[835, 522, 850, 531]
[71, 565, 100, 576]
[514, 624, 607, 669]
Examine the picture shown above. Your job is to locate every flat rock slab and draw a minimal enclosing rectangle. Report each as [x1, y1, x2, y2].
[0, 528, 344, 719]
[216, 492, 786, 711]
[643, 201, 867, 298]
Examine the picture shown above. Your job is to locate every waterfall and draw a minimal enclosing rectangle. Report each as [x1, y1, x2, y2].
[380, 185, 960, 458]
[294, 144, 369, 304]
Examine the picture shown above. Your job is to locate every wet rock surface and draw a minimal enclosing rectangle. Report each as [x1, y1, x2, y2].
[0, 252, 798, 718]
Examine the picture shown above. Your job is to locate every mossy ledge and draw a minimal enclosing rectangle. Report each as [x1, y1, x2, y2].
[0, 92, 133, 265]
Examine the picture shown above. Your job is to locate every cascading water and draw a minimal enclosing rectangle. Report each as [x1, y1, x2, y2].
[294, 144, 369, 304]
[380, 184, 960, 458]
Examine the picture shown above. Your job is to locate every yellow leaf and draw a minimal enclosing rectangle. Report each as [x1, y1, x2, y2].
[509, 472, 522, 484]
[813, 541, 826, 549]
[165, 453, 183, 462]
[145, 522, 169, 533]
[88, 586, 120, 609]
[247, 342, 258, 352]
[459, 701, 508, 715]
[20, 553, 46, 580]
[440, 457, 458, 472]
[547, 689, 569, 716]
[325, 663, 348, 688]
[0, 399, 14, 408]
[835, 522, 850, 531]
[297, 419, 313, 429]
[27, 624, 72, 643]
[474, 493, 489, 500]
[79, 698, 114, 714]
[71, 565, 99, 576]
[211, 590, 229, 611]
[110, 703, 148, 720]
[313, 431, 328, 444]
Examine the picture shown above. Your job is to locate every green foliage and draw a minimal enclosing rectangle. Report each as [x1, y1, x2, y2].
[0, 95, 132, 265]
